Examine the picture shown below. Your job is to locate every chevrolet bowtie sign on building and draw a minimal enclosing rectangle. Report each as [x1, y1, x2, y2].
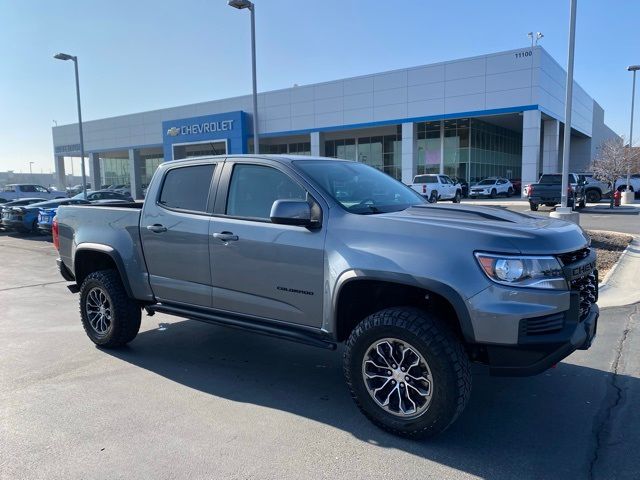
[166, 120, 235, 137]
[162, 111, 248, 161]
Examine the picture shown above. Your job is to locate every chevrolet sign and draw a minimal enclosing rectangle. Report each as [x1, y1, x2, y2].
[166, 120, 234, 137]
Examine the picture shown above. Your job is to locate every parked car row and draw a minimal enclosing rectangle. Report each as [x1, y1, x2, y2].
[0, 191, 135, 236]
[409, 175, 521, 202]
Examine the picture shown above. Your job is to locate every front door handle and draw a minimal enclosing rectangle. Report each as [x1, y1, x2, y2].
[147, 224, 167, 233]
[213, 231, 239, 242]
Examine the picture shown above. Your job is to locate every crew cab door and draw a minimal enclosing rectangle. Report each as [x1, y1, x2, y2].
[209, 159, 326, 328]
[140, 160, 220, 307]
[439, 175, 453, 199]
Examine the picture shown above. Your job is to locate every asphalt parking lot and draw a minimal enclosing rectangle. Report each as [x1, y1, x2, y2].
[1, 228, 639, 480]
[460, 198, 640, 235]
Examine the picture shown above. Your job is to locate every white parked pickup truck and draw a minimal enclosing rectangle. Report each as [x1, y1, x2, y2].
[0, 184, 66, 203]
[410, 174, 462, 203]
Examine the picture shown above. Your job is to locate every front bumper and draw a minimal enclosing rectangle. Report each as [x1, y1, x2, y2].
[486, 302, 598, 376]
[470, 248, 599, 376]
[1, 219, 25, 230]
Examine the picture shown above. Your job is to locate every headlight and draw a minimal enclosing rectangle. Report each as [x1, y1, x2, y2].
[475, 253, 567, 289]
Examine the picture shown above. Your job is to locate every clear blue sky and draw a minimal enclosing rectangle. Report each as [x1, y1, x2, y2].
[0, 0, 638, 173]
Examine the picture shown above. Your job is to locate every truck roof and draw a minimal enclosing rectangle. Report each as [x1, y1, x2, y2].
[164, 154, 354, 166]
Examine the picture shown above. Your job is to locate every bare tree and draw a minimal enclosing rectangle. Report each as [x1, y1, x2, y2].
[590, 137, 640, 208]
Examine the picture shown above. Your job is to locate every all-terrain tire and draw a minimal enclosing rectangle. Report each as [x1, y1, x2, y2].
[343, 307, 471, 439]
[79, 269, 141, 348]
[585, 189, 601, 203]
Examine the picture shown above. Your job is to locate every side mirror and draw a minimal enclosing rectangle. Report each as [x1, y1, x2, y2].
[270, 200, 312, 227]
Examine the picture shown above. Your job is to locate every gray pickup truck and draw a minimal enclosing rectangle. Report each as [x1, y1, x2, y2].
[54, 155, 599, 438]
[527, 173, 587, 211]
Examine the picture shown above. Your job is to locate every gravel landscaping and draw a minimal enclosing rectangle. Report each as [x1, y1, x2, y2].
[586, 230, 633, 279]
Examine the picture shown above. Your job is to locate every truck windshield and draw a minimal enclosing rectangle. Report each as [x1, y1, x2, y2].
[294, 160, 426, 214]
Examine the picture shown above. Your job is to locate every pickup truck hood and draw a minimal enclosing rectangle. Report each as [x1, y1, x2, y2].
[372, 204, 589, 255]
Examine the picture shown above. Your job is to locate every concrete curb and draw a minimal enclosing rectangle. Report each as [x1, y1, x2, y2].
[597, 235, 640, 309]
[596, 233, 634, 288]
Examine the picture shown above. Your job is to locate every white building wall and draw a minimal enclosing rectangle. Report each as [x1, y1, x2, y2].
[53, 47, 545, 154]
[522, 110, 542, 192]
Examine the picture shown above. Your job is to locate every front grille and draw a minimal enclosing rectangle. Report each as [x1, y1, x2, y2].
[558, 247, 590, 266]
[570, 272, 598, 320]
[520, 312, 565, 336]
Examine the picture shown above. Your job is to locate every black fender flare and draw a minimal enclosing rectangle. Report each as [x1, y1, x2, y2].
[73, 243, 134, 298]
[330, 270, 476, 343]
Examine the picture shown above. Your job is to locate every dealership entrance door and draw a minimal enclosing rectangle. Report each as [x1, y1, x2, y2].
[172, 140, 227, 160]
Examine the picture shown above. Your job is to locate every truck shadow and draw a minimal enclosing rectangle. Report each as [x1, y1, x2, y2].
[104, 318, 638, 479]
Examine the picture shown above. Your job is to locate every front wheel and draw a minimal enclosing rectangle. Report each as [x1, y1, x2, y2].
[507, 187, 514, 197]
[79, 270, 141, 348]
[344, 307, 471, 438]
[490, 189, 497, 199]
[452, 191, 461, 203]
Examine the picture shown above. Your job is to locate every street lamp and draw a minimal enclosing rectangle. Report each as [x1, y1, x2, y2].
[54, 52, 87, 199]
[228, 0, 260, 154]
[625, 65, 639, 199]
[29, 162, 35, 179]
[548, 0, 579, 224]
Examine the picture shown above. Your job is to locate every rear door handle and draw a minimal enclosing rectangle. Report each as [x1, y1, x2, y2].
[147, 224, 167, 233]
[213, 231, 239, 242]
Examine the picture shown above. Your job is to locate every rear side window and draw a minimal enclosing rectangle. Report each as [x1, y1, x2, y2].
[226, 164, 305, 220]
[414, 175, 437, 184]
[159, 164, 215, 213]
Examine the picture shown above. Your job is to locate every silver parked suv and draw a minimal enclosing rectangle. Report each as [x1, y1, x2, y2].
[54, 155, 599, 438]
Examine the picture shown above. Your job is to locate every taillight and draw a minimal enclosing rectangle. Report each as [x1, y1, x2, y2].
[422, 185, 426, 193]
[528, 185, 533, 196]
[52, 216, 59, 250]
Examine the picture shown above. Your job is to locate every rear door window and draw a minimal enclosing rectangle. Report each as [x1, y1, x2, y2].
[159, 164, 215, 213]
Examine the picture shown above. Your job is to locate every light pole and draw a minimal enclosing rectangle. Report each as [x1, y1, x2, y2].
[54, 52, 87, 199]
[560, 0, 577, 210]
[625, 65, 639, 201]
[228, 0, 259, 154]
[549, 0, 579, 224]
[29, 162, 34, 180]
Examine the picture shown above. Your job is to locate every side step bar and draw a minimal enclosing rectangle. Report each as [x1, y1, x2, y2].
[147, 303, 337, 351]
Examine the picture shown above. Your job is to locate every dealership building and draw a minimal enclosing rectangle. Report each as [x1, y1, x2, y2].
[51, 46, 617, 198]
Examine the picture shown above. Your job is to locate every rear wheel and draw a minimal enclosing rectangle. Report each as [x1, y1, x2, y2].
[507, 187, 514, 197]
[428, 191, 438, 204]
[79, 270, 141, 348]
[585, 189, 601, 203]
[490, 189, 497, 199]
[344, 307, 471, 438]
[529, 202, 539, 211]
[452, 191, 461, 203]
